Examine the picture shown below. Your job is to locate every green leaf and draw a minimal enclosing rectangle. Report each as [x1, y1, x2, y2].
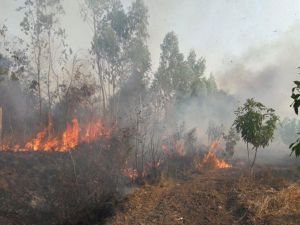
[291, 93, 300, 99]
[294, 81, 300, 86]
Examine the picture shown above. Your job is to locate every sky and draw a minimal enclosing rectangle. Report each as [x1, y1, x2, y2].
[1, 0, 300, 117]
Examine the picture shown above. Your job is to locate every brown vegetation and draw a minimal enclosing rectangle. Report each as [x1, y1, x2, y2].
[109, 167, 300, 225]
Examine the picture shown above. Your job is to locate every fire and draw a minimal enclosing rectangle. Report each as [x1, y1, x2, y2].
[202, 151, 232, 169]
[2, 118, 112, 152]
[122, 167, 139, 181]
[61, 119, 80, 151]
[82, 120, 111, 143]
[200, 141, 231, 169]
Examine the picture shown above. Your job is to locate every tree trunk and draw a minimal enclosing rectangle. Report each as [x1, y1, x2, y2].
[0, 108, 2, 150]
[47, 30, 52, 117]
[93, 12, 106, 116]
[246, 142, 250, 167]
[250, 148, 258, 176]
[98, 63, 106, 115]
[37, 43, 42, 124]
[36, 2, 42, 125]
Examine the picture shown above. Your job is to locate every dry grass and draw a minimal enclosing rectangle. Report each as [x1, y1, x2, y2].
[250, 183, 300, 218]
[108, 176, 176, 225]
[236, 171, 300, 224]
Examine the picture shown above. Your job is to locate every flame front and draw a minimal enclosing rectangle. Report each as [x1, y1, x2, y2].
[202, 141, 231, 169]
[202, 151, 231, 169]
[2, 118, 112, 152]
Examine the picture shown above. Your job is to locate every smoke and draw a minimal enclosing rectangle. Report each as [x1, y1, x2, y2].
[174, 93, 237, 142]
[218, 25, 300, 118]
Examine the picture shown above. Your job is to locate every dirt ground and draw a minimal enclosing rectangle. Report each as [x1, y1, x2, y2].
[108, 167, 300, 225]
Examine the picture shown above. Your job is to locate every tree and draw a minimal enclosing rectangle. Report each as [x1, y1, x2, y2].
[153, 32, 209, 114]
[154, 31, 184, 103]
[289, 79, 300, 156]
[18, 0, 67, 123]
[223, 126, 240, 158]
[233, 98, 279, 173]
[82, 0, 150, 120]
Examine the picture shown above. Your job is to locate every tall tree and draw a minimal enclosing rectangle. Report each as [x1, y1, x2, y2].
[18, 0, 67, 123]
[153, 33, 209, 109]
[154, 31, 184, 100]
[115, 0, 151, 122]
[82, 0, 151, 120]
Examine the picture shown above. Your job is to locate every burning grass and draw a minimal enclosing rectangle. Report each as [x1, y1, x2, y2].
[194, 141, 232, 171]
[1, 118, 112, 152]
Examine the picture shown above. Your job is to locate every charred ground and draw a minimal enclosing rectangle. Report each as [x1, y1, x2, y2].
[0, 148, 298, 225]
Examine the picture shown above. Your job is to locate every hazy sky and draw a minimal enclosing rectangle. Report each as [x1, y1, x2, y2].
[2, 0, 300, 70]
[1, 0, 300, 116]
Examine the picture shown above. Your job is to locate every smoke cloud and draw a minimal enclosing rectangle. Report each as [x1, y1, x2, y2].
[218, 25, 300, 118]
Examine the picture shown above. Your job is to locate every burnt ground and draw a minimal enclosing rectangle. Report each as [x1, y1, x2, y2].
[0, 150, 299, 225]
[108, 167, 300, 225]
[0, 146, 124, 225]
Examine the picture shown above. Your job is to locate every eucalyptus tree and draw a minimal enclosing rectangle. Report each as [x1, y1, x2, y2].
[0, 23, 9, 77]
[233, 98, 279, 172]
[82, 0, 150, 118]
[153, 32, 208, 116]
[18, 0, 67, 122]
[154, 32, 184, 102]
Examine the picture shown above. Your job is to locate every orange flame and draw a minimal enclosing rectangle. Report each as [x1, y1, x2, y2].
[201, 141, 231, 169]
[2, 118, 112, 152]
[61, 119, 80, 151]
[82, 120, 111, 143]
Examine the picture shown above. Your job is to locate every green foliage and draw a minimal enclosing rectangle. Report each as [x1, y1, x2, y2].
[155, 31, 184, 97]
[223, 127, 240, 157]
[234, 98, 279, 149]
[289, 139, 300, 157]
[233, 98, 279, 168]
[290, 78, 300, 157]
[291, 80, 300, 115]
[153, 31, 220, 111]
[86, 0, 150, 81]
[82, 0, 151, 118]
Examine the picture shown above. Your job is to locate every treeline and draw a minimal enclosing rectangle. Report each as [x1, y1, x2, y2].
[0, 0, 233, 138]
